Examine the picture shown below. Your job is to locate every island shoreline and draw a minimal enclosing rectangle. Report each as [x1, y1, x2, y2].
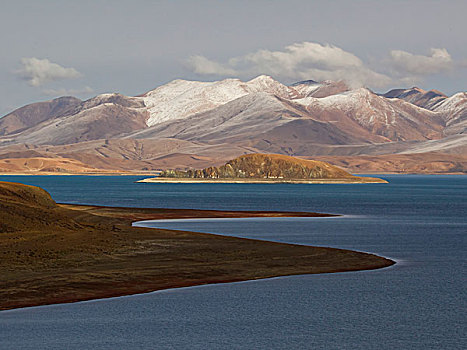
[0, 172, 465, 176]
[137, 177, 388, 184]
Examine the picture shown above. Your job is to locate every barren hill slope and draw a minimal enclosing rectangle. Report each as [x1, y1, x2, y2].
[158, 153, 387, 183]
[0, 76, 465, 174]
[0, 96, 82, 136]
[0, 181, 82, 232]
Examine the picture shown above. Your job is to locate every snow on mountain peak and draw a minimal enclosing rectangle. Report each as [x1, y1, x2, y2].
[290, 79, 350, 98]
[142, 76, 297, 126]
[136, 75, 462, 131]
[248, 74, 274, 82]
[434, 92, 466, 114]
[247, 75, 285, 89]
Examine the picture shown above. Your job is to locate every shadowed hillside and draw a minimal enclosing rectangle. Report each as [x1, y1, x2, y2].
[0, 181, 82, 233]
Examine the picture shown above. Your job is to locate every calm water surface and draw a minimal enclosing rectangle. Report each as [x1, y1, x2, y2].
[0, 175, 465, 349]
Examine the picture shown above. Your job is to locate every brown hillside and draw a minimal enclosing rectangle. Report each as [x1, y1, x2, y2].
[0, 157, 102, 174]
[314, 152, 467, 174]
[0, 181, 82, 233]
[162, 153, 362, 179]
[222, 153, 353, 178]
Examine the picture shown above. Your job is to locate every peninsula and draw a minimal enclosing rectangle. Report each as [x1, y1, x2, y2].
[0, 180, 394, 310]
[139, 154, 388, 184]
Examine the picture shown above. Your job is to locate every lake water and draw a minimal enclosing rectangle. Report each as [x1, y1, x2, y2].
[0, 175, 465, 349]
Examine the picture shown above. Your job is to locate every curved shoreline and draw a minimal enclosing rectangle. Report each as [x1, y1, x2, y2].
[0, 190, 395, 311]
[2, 263, 399, 313]
[133, 215, 345, 225]
[133, 216, 397, 266]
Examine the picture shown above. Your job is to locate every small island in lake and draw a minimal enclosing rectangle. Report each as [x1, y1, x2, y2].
[139, 154, 387, 184]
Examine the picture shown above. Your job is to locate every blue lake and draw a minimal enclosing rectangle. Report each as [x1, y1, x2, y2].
[0, 175, 465, 349]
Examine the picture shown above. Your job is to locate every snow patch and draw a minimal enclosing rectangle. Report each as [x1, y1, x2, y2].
[142, 76, 296, 126]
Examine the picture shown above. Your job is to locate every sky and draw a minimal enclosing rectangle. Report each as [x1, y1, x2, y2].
[0, 0, 466, 115]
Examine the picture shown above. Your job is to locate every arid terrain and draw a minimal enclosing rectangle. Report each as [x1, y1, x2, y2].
[0, 181, 394, 310]
[146, 153, 387, 183]
[0, 76, 465, 175]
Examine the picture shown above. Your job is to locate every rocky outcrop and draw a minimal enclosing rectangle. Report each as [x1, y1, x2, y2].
[160, 154, 356, 179]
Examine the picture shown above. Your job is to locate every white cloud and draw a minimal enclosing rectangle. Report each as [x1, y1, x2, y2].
[297, 67, 392, 89]
[186, 55, 237, 75]
[389, 48, 453, 75]
[16, 57, 82, 86]
[186, 41, 393, 88]
[242, 42, 363, 72]
[42, 86, 94, 96]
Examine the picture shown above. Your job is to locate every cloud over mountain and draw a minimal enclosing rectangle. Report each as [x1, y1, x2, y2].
[186, 42, 465, 91]
[186, 55, 237, 76]
[186, 41, 393, 88]
[16, 57, 82, 87]
[389, 48, 453, 75]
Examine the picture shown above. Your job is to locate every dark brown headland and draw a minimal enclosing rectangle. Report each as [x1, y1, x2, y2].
[0, 181, 394, 311]
[139, 153, 387, 184]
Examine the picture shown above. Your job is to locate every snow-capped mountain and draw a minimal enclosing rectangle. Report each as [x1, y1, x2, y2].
[291, 79, 349, 98]
[0, 75, 465, 173]
[293, 88, 445, 141]
[141, 75, 298, 126]
[382, 87, 466, 136]
[382, 87, 447, 110]
[433, 92, 467, 135]
[0, 93, 148, 145]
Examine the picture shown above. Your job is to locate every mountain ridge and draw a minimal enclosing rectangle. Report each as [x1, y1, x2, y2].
[0, 75, 465, 174]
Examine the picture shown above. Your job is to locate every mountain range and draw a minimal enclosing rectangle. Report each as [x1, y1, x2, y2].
[0, 75, 465, 174]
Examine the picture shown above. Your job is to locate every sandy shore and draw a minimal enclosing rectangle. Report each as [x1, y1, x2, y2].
[0, 182, 394, 311]
[138, 176, 388, 184]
